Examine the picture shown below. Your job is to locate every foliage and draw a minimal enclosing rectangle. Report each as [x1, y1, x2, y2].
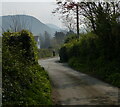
[2, 30, 52, 105]
[58, 1, 120, 87]
[59, 46, 68, 62]
[64, 33, 78, 43]
[59, 32, 120, 87]
[39, 31, 51, 49]
[38, 49, 54, 59]
[49, 31, 66, 50]
[43, 31, 51, 48]
[54, 31, 65, 45]
[54, 1, 120, 34]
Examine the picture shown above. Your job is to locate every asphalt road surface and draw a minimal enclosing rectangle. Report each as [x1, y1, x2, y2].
[39, 57, 119, 105]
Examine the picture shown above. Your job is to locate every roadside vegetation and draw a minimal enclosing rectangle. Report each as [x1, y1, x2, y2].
[2, 30, 52, 105]
[38, 31, 67, 59]
[59, 2, 120, 87]
[59, 32, 120, 87]
[38, 49, 54, 59]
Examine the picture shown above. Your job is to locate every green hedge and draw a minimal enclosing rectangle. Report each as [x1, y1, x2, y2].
[38, 49, 53, 59]
[59, 32, 120, 87]
[2, 30, 52, 105]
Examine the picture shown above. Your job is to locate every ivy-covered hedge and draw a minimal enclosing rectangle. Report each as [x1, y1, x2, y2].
[2, 30, 52, 105]
[59, 33, 120, 87]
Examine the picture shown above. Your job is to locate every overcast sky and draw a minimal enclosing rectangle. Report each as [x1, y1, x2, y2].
[1, 0, 114, 29]
[1, 0, 65, 28]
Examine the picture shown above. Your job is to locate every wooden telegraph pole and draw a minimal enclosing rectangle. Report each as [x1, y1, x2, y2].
[76, 4, 79, 38]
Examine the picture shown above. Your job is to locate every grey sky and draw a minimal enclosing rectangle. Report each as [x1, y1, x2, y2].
[1, 1, 64, 28]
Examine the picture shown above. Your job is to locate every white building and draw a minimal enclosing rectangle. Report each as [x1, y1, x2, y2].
[34, 36, 40, 49]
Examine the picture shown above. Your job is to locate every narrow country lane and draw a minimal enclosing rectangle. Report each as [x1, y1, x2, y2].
[38, 57, 119, 105]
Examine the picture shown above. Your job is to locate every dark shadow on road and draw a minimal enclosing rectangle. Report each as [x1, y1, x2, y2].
[55, 60, 61, 63]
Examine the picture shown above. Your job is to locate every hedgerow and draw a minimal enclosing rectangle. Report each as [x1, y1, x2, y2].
[59, 32, 120, 87]
[38, 49, 53, 59]
[2, 30, 52, 105]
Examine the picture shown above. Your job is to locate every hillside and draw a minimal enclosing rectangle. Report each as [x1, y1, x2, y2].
[0, 15, 60, 36]
[46, 23, 61, 31]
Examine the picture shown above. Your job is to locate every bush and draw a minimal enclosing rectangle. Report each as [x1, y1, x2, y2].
[59, 36, 79, 62]
[38, 49, 53, 59]
[2, 30, 52, 105]
[59, 46, 68, 62]
[59, 32, 120, 87]
[2, 30, 38, 64]
[64, 34, 78, 43]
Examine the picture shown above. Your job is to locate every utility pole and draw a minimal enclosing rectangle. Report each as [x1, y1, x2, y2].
[76, 4, 79, 38]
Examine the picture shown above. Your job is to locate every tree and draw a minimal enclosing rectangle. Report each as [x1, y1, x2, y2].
[61, 15, 76, 32]
[54, 1, 120, 36]
[78, 2, 120, 35]
[54, 31, 65, 45]
[2, 15, 32, 32]
[53, 1, 80, 37]
[44, 31, 51, 48]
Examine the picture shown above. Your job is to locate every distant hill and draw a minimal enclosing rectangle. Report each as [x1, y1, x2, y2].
[0, 15, 61, 36]
[46, 23, 68, 34]
[46, 23, 61, 31]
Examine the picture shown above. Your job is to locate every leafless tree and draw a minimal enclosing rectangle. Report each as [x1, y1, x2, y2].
[61, 15, 76, 32]
[53, 1, 80, 37]
[2, 15, 32, 32]
[54, 1, 120, 35]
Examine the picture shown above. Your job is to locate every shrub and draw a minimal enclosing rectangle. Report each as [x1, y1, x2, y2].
[59, 32, 120, 87]
[2, 30, 52, 105]
[38, 49, 53, 59]
[65, 34, 78, 43]
[59, 46, 68, 62]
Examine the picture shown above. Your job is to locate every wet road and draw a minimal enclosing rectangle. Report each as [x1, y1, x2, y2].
[39, 57, 119, 105]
